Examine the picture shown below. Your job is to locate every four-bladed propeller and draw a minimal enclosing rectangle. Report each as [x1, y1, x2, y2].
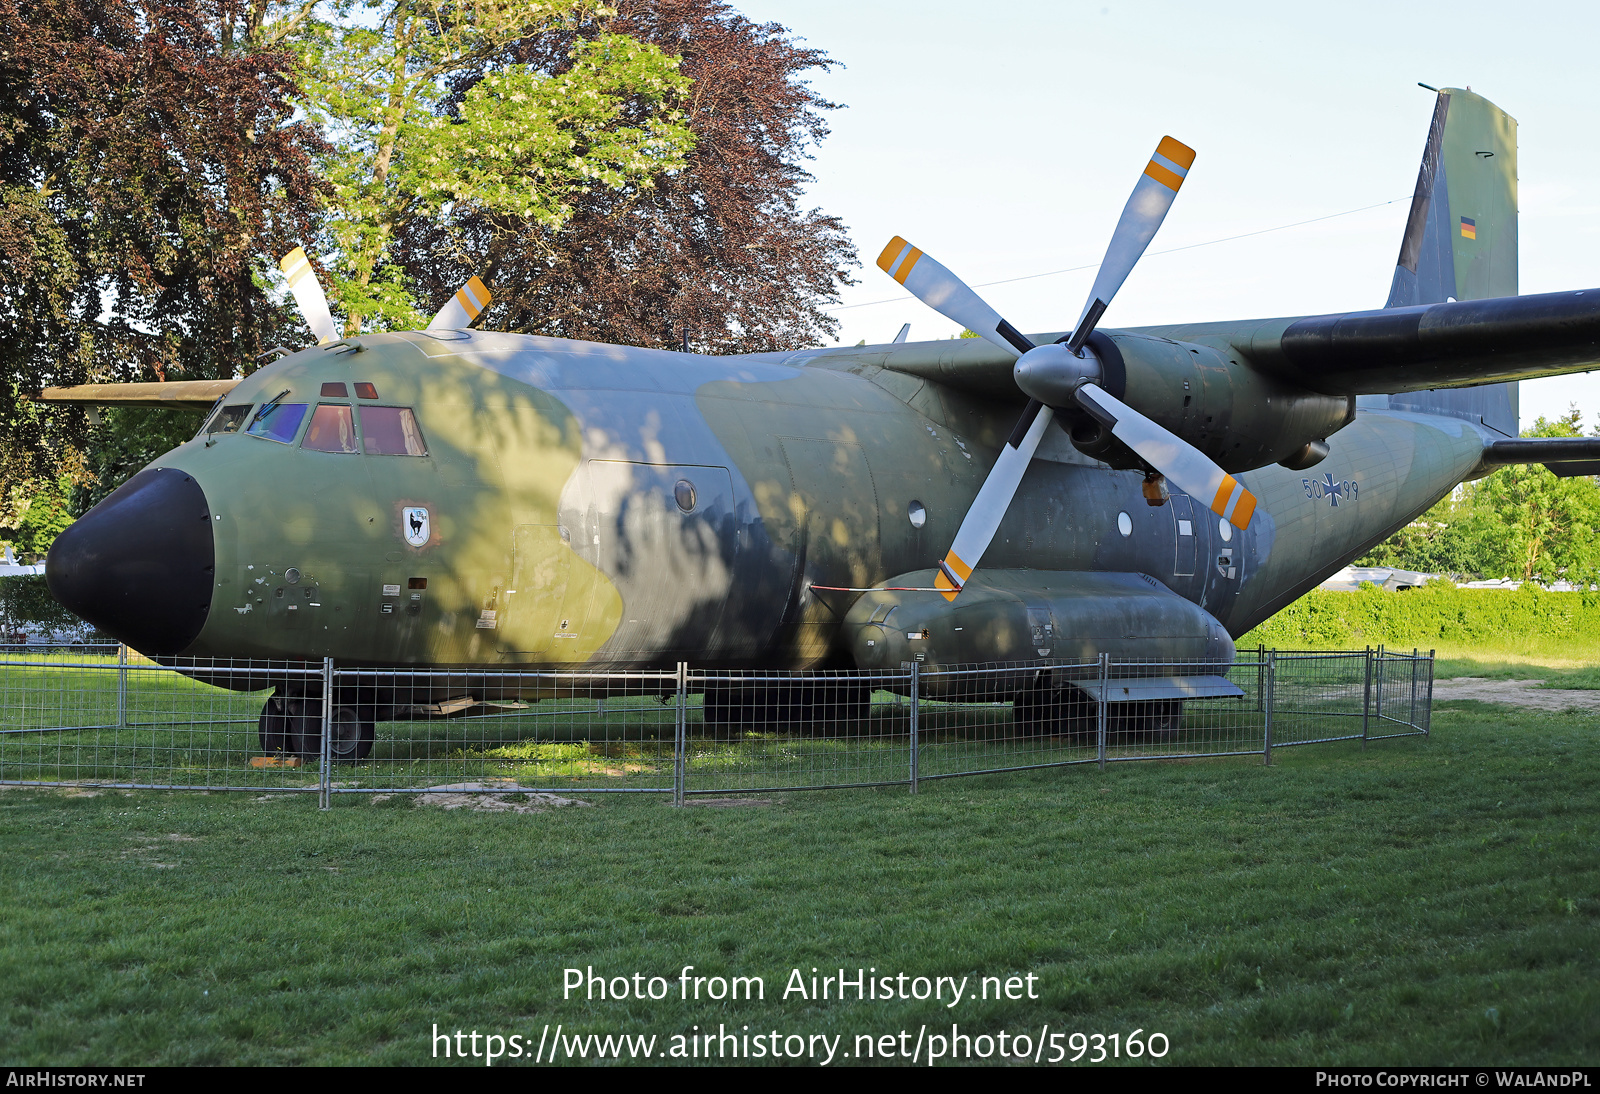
[278, 248, 493, 343]
[878, 136, 1258, 601]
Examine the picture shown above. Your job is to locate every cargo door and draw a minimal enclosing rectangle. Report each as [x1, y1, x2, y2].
[584, 461, 740, 657]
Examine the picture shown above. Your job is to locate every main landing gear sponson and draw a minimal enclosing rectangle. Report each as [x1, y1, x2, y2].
[258, 689, 375, 761]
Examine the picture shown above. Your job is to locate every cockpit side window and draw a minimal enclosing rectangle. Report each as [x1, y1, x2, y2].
[302, 403, 358, 453]
[246, 402, 309, 444]
[359, 406, 428, 456]
[202, 403, 253, 436]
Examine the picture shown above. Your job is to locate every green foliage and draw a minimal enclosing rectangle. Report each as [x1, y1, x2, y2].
[1357, 409, 1600, 582]
[280, 0, 695, 333]
[0, 574, 77, 633]
[1, 475, 73, 558]
[1241, 582, 1600, 656]
[73, 409, 199, 515]
[0, 0, 325, 494]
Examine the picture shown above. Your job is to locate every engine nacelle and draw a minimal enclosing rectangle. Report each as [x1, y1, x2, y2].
[846, 569, 1235, 700]
[1014, 331, 1352, 473]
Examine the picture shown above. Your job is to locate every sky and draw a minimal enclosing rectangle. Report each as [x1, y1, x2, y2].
[731, 0, 1600, 429]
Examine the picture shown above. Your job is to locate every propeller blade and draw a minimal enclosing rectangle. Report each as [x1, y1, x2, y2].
[427, 275, 493, 330]
[932, 401, 1056, 600]
[1065, 136, 1195, 353]
[876, 237, 1035, 356]
[1075, 383, 1257, 529]
[277, 248, 338, 345]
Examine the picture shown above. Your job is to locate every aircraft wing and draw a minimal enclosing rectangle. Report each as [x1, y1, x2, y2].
[1233, 288, 1600, 394]
[35, 379, 242, 411]
[869, 288, 1600, 400]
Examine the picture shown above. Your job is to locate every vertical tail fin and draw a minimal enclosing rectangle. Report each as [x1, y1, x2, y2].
[1381, 87, 1519, 436]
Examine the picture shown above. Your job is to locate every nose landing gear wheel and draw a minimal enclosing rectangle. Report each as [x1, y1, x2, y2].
[258, 694, 375, 760]
[328, 705, 376, 761]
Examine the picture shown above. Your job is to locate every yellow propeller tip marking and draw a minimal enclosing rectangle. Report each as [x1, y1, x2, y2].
[1156, 136, 1196, 169]
[876, 237, 910, 272]
[1229, 490, 1258, 529]
[456, 276, 492, 319]
[1143, 160, 1186, 192]
[279, 247, 313, 283]
[1210, 475, 1238, 515]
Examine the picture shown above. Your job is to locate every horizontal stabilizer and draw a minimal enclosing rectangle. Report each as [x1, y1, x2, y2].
[1483, 437, 1600, 478]
[36, 379, 243, 410]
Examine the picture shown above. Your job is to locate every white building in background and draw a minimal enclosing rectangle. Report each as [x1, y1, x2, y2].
[1317, 566, 1588, 592]
[0, 547, 44, 577]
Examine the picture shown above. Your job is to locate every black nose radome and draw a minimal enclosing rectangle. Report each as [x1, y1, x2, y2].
[47, 467, 214, 656]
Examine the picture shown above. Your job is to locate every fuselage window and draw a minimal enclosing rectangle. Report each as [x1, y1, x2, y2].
[321, 382, 349, 398]
[205, 404, 253, 435]
[303, 403, 358, 453]
[359, 406, 427, 456]
[354, 382, 379, 399]
[246, 402, 309, 444]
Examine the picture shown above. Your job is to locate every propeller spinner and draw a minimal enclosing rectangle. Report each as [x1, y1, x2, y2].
[878, 136, 1258, 601]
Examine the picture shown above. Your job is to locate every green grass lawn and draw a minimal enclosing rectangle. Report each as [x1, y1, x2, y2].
[1, 698, 1594, 1066]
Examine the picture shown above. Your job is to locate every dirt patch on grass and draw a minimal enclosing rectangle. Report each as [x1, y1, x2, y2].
[1434, 677, 1600, 712]
[388, 780, 594, 814]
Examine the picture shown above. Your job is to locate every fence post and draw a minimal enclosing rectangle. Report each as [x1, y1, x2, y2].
[1361, 646, 1372, 750]
[1374, 644, 1386, 726]
[673, 662, 687, 807]
[116, 643, 127, 729]
[1423, 649, 1435, 736]
[906, 661, 919, 795]
[319, 657, 334, 810]
[1410, 647, 1420, 731]
[1097, 653, 1109, 772]
[1256, 643, 1266, 713]
[1263, 649, 1276, 766]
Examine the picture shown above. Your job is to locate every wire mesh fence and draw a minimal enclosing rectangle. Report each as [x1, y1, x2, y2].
[0, 645, 1433, 802]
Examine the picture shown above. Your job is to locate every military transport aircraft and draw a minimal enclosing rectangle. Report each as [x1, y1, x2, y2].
[38, 87, 1600, 757]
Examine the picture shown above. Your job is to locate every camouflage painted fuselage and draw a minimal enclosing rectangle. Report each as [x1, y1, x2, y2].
[149, 326, 1486, 670]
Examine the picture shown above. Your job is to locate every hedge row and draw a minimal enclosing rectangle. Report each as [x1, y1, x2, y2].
[1241, 582, 1600, 652]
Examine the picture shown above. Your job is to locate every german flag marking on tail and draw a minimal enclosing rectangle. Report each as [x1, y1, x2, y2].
[1460, 216, 1477, 240]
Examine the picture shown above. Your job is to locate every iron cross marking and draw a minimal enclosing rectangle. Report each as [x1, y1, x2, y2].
[1322, 473, 1344, 507]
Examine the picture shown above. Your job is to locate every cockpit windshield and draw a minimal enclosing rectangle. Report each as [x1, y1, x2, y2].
[360, 406, 428, 456]
[201, 403, 252, 437]
[246, 402, 309, 444]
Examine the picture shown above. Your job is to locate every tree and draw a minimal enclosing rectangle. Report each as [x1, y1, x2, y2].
[1471, 411, 1600, 584]
[1356, 407, 1600, 584]
[0, 0, 326, 506]
[278, 0, 696, 333]
[398, 0, 857, 352]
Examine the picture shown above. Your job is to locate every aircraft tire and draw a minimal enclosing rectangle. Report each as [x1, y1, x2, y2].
[328, 705, 375, 762]
[1012, 686, 1097, 741]
[258, 693, 293, 754]
[1113, 700, 1184, 742]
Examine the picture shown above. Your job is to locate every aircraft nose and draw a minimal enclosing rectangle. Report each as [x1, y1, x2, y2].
[46, 467, 215, 655]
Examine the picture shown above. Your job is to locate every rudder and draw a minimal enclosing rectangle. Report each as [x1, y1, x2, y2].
[1380, 87, 1519, 436]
